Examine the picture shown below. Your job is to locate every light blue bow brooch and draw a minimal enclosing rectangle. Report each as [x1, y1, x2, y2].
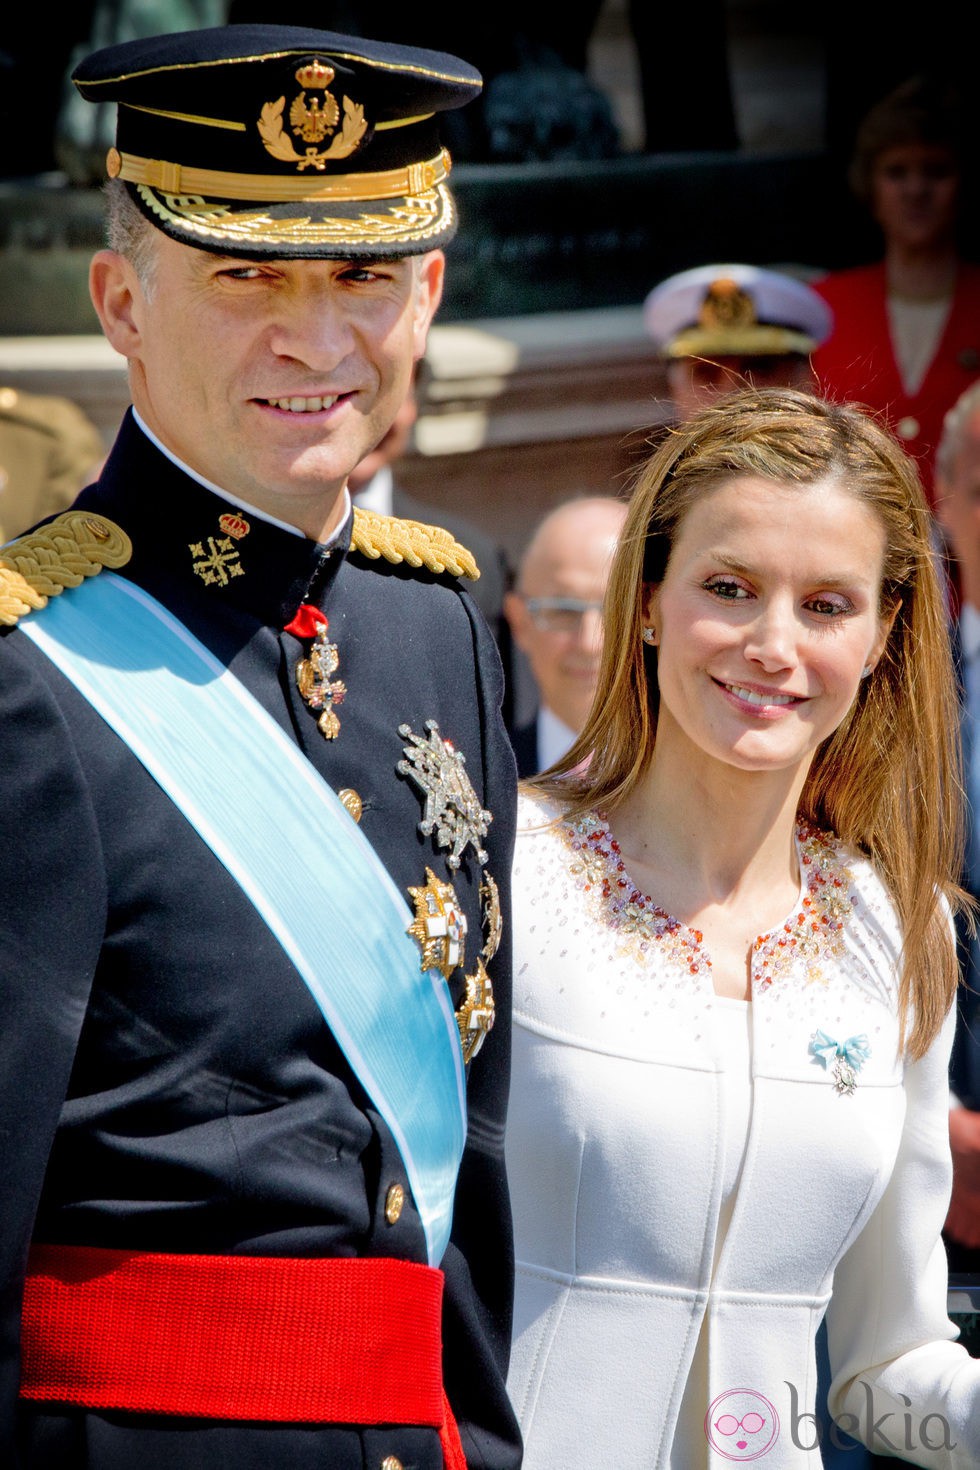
[809, 1030, 871, 1096]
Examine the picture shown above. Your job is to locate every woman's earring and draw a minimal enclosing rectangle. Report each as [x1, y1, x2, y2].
[861, 664, 873, 679]
[642, 626, 657, 645]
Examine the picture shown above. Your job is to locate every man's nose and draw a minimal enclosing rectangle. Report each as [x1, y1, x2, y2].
[267, 283, 353, 367]
[574, 607, 604, 653]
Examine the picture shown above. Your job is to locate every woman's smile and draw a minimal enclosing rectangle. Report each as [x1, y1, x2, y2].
[713, 677, 807, 716]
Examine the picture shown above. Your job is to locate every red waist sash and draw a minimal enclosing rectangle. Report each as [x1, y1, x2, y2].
[20, 1244, 465, 1466]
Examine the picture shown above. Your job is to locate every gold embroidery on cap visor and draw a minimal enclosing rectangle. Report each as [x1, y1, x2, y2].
[667, 324, 818, 358]
[136, 181, 455, 249]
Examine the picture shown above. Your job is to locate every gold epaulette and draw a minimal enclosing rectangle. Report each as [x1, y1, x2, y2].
[0, 511, 133, 628]
[351, 505, 480, 582]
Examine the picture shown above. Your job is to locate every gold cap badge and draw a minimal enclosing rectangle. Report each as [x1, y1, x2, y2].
[258, 60, 368, 173]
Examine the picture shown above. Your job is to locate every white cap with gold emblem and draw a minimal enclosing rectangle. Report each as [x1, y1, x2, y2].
[644, 262, 833, 359]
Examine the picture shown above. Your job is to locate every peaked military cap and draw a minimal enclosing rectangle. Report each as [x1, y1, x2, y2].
[71, 24, 482, 258]
[643, 263, 833, 360]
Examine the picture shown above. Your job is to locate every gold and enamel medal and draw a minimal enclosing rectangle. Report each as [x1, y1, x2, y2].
[456, 958, 495, 1063]
[405, 866, 497, 1064]
[407, 868, 468, 980]
[285, 602, 346, 740]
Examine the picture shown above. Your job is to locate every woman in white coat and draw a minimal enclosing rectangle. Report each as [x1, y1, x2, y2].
[505, 387, 980, 1467]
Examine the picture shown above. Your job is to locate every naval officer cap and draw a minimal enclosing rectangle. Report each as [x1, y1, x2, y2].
[71, 24, 482, 259]
[643, 263, 833, 360]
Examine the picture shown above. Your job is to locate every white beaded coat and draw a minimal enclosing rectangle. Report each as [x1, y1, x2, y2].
[505, 790, 980, 1469]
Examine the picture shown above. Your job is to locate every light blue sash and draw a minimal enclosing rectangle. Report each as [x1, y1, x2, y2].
[20, 572, 467, 1265]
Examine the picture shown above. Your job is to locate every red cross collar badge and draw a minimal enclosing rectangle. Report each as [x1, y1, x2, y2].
[285, 602, 346, 741]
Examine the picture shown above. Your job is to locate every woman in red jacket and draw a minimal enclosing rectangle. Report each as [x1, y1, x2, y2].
[813, 76, 980, 510]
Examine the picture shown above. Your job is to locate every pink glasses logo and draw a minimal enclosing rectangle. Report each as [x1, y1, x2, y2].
[705, 1389, 780, 1461]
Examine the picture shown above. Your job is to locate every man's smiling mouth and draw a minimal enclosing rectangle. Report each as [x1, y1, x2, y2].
[263, 395, 340, 413]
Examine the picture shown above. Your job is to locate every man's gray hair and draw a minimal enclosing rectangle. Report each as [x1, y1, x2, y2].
[104, 180, 160, 297]
[937, 380, 980, 482]
[102, 184, 430, 303]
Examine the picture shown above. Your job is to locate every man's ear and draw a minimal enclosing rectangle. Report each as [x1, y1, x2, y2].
[411, 250, 445, 357]
[89, 250, 144, 360]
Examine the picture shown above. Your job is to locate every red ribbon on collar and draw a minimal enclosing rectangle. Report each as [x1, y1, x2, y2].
[284, 603, 328, 639]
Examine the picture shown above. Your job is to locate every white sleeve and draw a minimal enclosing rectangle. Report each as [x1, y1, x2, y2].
[826, 1003, 980, 1467]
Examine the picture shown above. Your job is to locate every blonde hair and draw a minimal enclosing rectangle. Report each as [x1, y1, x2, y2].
[535, 387, 966, 1057]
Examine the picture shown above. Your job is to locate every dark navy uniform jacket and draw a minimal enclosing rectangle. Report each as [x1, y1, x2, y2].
[0, 411, 521, 1470]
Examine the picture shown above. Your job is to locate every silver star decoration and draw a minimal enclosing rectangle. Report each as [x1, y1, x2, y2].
[832, 1057, 858, 1096]
[398, 720, 492, 870]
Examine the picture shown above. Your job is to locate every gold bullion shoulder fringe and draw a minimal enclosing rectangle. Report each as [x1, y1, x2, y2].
[351, 505, 479, 581]
[0, 512, 133, 627]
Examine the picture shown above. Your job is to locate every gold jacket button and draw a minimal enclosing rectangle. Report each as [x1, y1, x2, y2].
[384, 1183, 405, 1224]
[381, 1458, 404, 1470]
[896, 415, 920, 441]
[338, 787, 362, 822]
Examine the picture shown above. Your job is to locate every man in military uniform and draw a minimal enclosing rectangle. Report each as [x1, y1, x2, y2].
[0, 24, 520, 1470]
[642, 261, 834, 421]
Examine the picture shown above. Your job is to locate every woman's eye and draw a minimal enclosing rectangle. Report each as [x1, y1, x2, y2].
[807, 597, 852, 617]
[704, 578, 748, 600]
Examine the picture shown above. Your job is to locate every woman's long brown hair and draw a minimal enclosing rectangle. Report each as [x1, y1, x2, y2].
[533, 388, 968, 1057]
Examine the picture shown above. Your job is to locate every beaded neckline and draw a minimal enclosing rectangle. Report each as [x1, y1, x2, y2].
[560, 809, 856, 992]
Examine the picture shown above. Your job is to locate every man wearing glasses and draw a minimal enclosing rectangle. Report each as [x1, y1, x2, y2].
[503, 496, 627, 776]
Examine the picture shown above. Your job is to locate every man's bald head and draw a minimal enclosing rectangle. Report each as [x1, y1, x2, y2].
[505, 496, 628, 734]
[936, 382, 980, 609]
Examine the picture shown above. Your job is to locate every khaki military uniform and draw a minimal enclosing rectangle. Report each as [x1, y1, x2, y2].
[0, 387, 105, 544]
